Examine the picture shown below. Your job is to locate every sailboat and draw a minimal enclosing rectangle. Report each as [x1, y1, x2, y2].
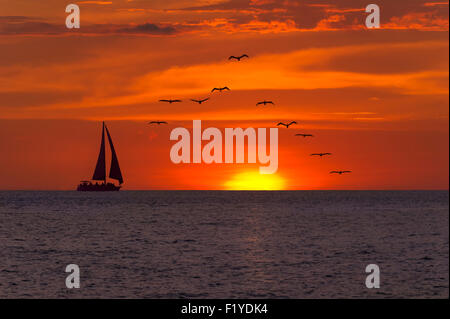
[77, 122, 123, 191]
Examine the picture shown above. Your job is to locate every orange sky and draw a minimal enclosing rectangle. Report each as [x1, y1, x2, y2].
[0, 0, 448, 190]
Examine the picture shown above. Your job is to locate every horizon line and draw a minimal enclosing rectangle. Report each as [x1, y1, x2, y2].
[0, 189, 448, 192]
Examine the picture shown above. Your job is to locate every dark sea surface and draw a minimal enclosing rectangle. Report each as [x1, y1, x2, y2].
[0, 191, 448, 299]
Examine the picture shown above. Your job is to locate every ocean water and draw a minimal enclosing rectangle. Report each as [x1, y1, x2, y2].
[0, 191, 448, 299]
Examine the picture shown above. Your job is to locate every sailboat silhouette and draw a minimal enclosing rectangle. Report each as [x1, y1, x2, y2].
[77, 122, 123, 191]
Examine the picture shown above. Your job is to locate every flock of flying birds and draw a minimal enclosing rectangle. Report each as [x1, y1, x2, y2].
[148, 54, 352, 176]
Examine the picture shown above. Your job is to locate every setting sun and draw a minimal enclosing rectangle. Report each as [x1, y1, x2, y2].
[223, 171, 286, 190]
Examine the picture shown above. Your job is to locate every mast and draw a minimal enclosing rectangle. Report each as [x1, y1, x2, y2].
[92, 122, 106, 183]
[105, 124, 124, 185]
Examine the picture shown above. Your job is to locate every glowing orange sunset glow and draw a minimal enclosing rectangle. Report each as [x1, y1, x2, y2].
[224, 171, 286, 190]
[0, 0, 448, 190]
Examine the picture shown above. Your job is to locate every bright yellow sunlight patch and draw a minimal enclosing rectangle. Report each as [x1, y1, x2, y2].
[224, 171, 286, 190]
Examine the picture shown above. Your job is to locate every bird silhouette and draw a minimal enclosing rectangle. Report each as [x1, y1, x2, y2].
[159, 99, 182, 104]
[330, 171, 352, 175]
[295, 134, 314, 138]
[310, 153, 332, 157]
[148, 121, 168, 125]
[277, 121, 297, 128]
[256, 100, 274, 106]
[229, 54, 249, 61]
[191, 98, 210, 104]
[211, 87, 230, 93]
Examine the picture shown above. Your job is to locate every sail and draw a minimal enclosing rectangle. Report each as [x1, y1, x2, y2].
[92, 122, 106, 181]
[105, 124, 124, 184]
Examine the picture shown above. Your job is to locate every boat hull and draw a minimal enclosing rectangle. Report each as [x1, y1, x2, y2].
[77, 183, 121, 191]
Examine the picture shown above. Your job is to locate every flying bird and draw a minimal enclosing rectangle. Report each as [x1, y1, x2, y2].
[330, 171, 352, 175]
[310, 153, 332, 157]
[159, 99, 182, 104]
[148, 121, 168, 125]
[277, 121, 297, 128]
[191, 98, 210, 104]
[211, 87, 230, 93]
[295, 134, 314, 138]
[256, 100, 274, 106]
[229, 54, 249, 61]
